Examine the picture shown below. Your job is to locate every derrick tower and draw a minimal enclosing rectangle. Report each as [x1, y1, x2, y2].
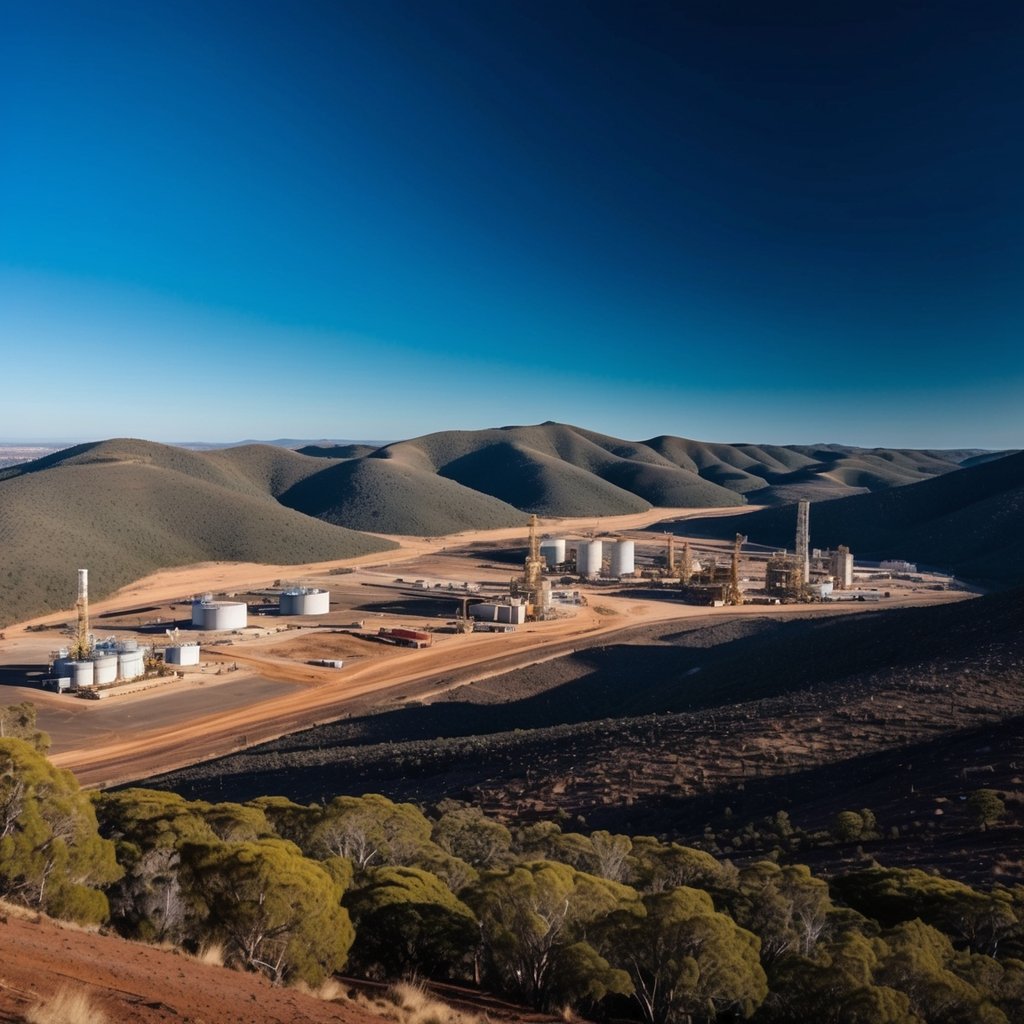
[726, 534, 745, 606]
[795, 499, 810, 585]
[70, 568, 92, 659]
[522, 514, 544, 604]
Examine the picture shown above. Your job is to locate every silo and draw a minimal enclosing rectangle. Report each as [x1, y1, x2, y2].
[117, 647, 145, 680]
[609, 541, 635, 577]
[206, 602, 248, 630]
[91, 653, 118, 685]
[540, 539, 566, 568]
[280, 588, 330, 615]
[67, 660, 95, 688]
[576, 540, 603, 577]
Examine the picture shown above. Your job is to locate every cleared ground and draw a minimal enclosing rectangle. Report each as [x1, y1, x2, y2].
[0, 506, 969, 788]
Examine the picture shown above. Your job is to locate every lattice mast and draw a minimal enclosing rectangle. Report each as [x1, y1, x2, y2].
[70, 568, 92, 659]
[522, 514, 545, 603]
[795, 499, 810, 585]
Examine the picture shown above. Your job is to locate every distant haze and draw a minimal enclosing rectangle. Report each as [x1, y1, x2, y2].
[3, 4, 1023, 447]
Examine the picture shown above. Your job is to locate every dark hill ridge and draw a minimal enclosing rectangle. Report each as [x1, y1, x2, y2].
[678, 448, 1024, 587]
[365, 422, 991, 517]
[0, 439, 396, 628]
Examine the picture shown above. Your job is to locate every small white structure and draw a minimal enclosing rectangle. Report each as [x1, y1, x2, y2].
[880, 559, 918, 573]
[165, 643, 201, 666]
[807, 580, 834, 600]
[469, 602, 527, 625]
[90, 653, 118, 685]
[540, 539, 566, 568]
[609, 540, 635, 577]
[576, 540, 603, 577]
[192, 596, 248, 630]
[279, 588, 331, 615]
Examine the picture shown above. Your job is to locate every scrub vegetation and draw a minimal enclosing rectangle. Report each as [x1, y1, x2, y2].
[3, 731, 1024, 1023]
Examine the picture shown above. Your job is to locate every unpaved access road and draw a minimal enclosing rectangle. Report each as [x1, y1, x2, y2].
[1, 505, 971, 788]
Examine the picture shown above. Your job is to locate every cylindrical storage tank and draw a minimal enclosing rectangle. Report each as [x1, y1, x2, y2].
[279, 588, 331, 615]
[540, 539, 566, 568]
[117, 649, 145, 680]
[609, 540, 635, 577]
[203, 602, 248, 630]
[576, 540, 603, 577]
[67, 660, 95, 688]
[193, 601, 247, 630]
[165, 643, 201, 666]
[91, 654, 118, 685]
[119, 639, 138, 653]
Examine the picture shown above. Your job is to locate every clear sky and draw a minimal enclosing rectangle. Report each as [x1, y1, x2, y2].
[2, 1, 1022, 448]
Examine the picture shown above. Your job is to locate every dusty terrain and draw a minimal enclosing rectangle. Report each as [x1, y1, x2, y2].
[0, 907, 381, 1024]
[0, 506, 964, 789]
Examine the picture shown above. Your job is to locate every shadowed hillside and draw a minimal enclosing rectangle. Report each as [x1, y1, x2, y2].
[679, 449, 1024, 586]
[0, 439, 396, 627]
[142, 590, 1024, 857]
[279, 456, 525, 535]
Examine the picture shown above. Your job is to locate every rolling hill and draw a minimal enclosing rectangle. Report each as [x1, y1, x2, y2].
[363, 422, 991, 516]
[0, 439, 396, 628]
[678, 448, 1024, 586]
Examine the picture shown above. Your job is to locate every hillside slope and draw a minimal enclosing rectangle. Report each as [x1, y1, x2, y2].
[679, 449, 1024, 585]
[368, 422, 995, 516]
[0, 439, 395, 627]
[279, 456, 525, 535]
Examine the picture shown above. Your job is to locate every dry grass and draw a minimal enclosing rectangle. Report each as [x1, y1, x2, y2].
[25, 986, 109, 1024]
[301, 979, 480, 1024]
[191, 942, 226, 967]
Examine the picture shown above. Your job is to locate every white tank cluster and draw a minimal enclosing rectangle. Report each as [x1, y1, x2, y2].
[279, 587, 330, 616]
[191, 595, 248, 630]
[52, 638, 147, 689]
[609, 540, 635, 577]
[540, 539, 566, 568]
[165, 643, 201, 666]
[576, 540, 603, 577]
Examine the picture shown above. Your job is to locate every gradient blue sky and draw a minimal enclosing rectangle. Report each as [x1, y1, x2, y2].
[2, 1, 1022, 447]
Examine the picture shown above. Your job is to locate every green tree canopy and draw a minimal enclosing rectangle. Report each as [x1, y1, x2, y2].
[467, 859, 636, 1009]
[180, 836, 354, 986]
[598, 886, 767, 1024]
[346, 865, 478, 980]
[0, 738, 120, 923]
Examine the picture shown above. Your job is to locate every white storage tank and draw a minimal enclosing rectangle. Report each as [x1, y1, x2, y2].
[576, 540, 603, 577]
[279, 588, 330, 615]
[91, 653, 118, 685]
[58, 660, 94, 688]
[192, 599, 248, 630]
[165, 643, 201, 666]
[117, 648, 145, 680]
[609, 540, 635, 577]
[540, 539, 566, 568]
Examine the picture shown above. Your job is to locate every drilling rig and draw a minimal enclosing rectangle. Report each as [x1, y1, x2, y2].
[69, 568, 92, 659]
[726, 534, 746, 606]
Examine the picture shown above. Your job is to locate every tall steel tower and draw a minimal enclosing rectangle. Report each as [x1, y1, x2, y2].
[795, 499, 810, 584]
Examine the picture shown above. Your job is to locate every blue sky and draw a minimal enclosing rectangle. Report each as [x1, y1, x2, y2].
[2, 1, 1022, 447]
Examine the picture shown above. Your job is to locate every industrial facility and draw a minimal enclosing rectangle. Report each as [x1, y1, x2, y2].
[47, 570, 150, 690]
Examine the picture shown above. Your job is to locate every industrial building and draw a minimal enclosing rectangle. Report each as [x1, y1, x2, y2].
[191, 595, 248, 630]
[164, 643, 201, 666]
[279, 587, 331, 615]
[469, 601, 527, 625]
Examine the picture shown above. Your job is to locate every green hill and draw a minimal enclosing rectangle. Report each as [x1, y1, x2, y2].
[0, 439, 396, 627]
